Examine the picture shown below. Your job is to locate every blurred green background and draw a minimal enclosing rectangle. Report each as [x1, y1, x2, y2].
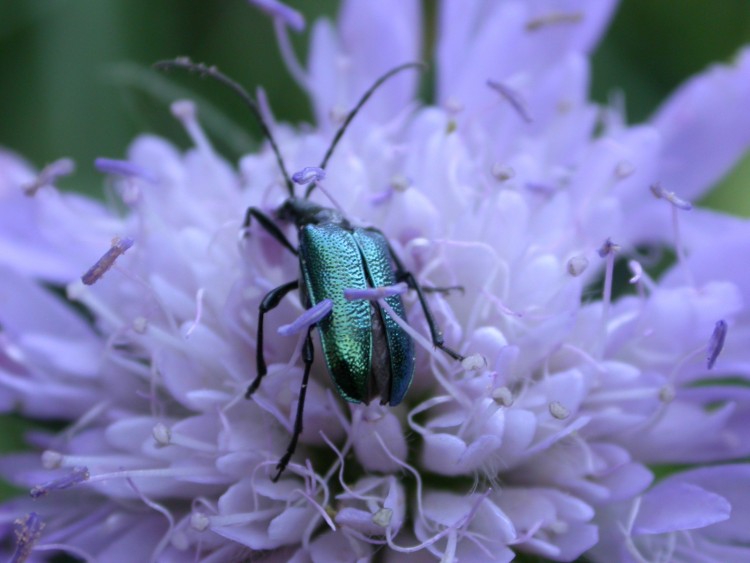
[2, 0, 749, 204]
[0, 0, 749, 497]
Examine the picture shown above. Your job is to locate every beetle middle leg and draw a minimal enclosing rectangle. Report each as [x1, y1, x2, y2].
[422, 285, 464, 296]
[246, 280, 299, 398]
[386, 243, 465, 362]
[272, 324, 315, 481]
[400, 271, 465, 361]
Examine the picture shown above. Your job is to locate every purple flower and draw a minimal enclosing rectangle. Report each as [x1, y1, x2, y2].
[2, 1, 750, 561]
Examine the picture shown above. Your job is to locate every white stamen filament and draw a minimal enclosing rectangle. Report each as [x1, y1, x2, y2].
[43, 451, 159, 470]
[183, 288, 206, 339]
[197, 508, 280, 529]
[273, 20, 308, 91]
[87, 466, 217, 483]
[127, 478, 174, 563]
[171, 100, 216, 159]
[152, 423, 217, 452]
[378, 297, 467, 406]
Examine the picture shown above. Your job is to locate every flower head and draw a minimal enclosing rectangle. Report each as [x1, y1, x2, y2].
[2, 1, 750, 561]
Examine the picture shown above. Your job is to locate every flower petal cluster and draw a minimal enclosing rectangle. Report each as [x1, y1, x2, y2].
[2, 1, 750, 561]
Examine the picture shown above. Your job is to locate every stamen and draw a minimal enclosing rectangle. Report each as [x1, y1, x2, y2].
[183, 288, 205, 339]
[628, 260, 643, 284]
[127, 478, 174, 563]
[272, 18, 309, 91]
[190, 512, 210, 531]
[344, 283, 407, 301]
[10, 512, 44, 563]
[29, 467, 89, 499]
[492, 386, 513, 407]
[598, 238, 619, 345]
[41, 451, 64, 469]
[133, 316, 149, 334]
[94, 157, 157, 183]
[22, 157, 75, 196]
[171, 100, 215, 157]
[650, 182, 692, 211]
[597, 237, 620, 258]
[707, 320, 728, 370]
[81, 237, 134, 285]
[86, 466, 216, 483]
[247, 0, 305, 31]
[42, 450, 153, 470]
[152, 423, 172, 446]
[659, 385, 675, 403]
[390, 174, 411, 192]
[277, 299, 333, 336]
[482, 290, 523, 318]
[549, 401, 570, 420]
[372, 508, 393, 528]
[292, 166, 326, 185]
[491, 163, 515, 182]
[650, 183, 694, 287]
[461, 354, 486, 371]
[487, 80, 533, 123]
[444, 97, 464, 115]
[615, 160, 635, 179]
[567, 255, 589, 276]
[329, 104, 349, 125]
[152, 423, 217, 452]
[526, 11, 583, 31]
[304, 175, 346, 214]
[378, 298, 463, 380]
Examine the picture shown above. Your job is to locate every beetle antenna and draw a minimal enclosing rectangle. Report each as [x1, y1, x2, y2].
[154, 57, 295, 197]
[308, 61, 426, 198]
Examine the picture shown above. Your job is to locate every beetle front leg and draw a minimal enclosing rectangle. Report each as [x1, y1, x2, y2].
[243, 207, 298, 256]
[246, 280, 299, 398]
[272, 324, 314, 481]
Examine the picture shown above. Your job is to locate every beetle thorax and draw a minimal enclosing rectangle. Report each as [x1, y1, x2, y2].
[276, 197, 349, 229]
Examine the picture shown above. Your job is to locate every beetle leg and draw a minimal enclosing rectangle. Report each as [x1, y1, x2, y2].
[383, 242, 465, 362]
[243, 207, 298, 256]
[399, 271, 465, 362]
[422, 284, 465, 296]
[272, 324, 315, 481]
[246, 280, 299, 399]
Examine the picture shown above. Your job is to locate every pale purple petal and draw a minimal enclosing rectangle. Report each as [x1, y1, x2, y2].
[307, 0, 421, 130]
[634, 481, 730, 535]
[652, 47, 750, 200]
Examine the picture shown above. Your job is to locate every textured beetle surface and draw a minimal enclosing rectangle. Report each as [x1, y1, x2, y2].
[299, 222, 415, 406]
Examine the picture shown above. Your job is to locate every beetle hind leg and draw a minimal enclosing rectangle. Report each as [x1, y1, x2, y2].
[399, 271, 465, 362]
[422, 284, 465, 296]
[272, 325, 315, 481]
[382, 239, 466, 362]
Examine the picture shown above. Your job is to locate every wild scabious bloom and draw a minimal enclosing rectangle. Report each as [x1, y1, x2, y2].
[2, 0, 750, 560]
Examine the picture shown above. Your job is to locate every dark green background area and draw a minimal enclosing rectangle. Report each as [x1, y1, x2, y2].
[1, 1, 749, 203]
[0, 1, 749, 497]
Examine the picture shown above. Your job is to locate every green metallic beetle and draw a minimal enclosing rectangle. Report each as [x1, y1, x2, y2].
[156, 59, 464, 480]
